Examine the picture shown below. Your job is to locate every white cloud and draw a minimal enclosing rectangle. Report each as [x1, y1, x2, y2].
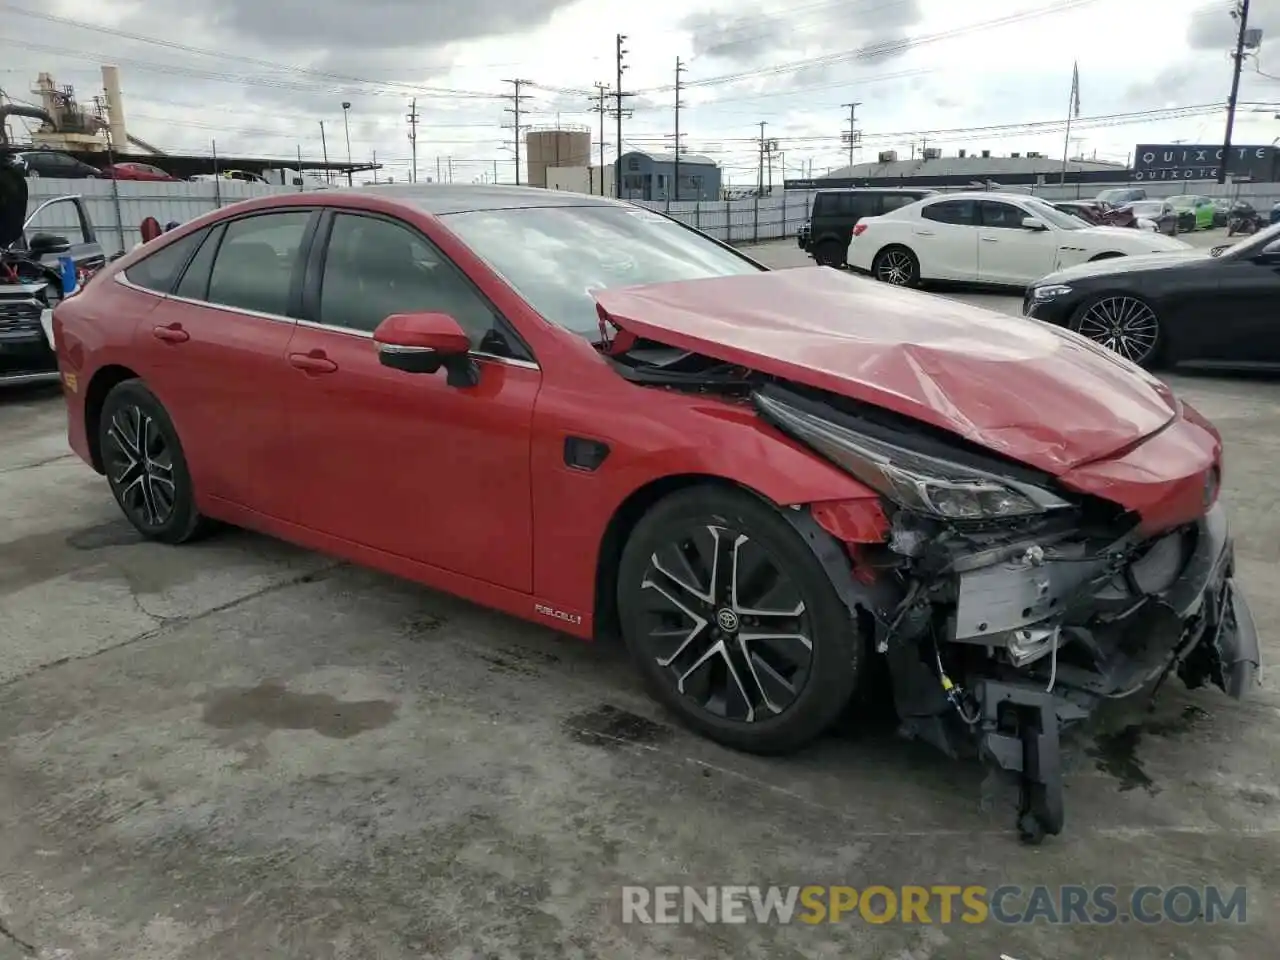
[1, 0, 1275, 184]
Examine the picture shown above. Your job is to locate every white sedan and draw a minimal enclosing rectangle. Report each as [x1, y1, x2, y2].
[846, 191, 1191, 288]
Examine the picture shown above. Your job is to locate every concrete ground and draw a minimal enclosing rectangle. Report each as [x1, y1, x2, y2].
[1, 233, 1277, 959]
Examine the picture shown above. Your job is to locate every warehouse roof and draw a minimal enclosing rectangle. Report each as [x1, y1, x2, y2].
[821, 154, 1126, 180]
[621, 149, 718, 166]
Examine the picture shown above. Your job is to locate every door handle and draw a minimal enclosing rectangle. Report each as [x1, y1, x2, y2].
[981, 237, 998, 242]
[152, 323, 189, 343]
[288, 351, 338, 374]
[915, 230, 936, 237]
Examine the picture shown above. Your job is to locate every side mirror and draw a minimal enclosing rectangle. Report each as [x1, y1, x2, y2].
[1021, 217, 1048, 231]
[28, 232, 71, 255]
[373, 312, 478, 387]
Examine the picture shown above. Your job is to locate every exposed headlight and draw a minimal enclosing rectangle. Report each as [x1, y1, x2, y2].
[754, 391, 1072, 521]
[1031, 284, 1072, 300]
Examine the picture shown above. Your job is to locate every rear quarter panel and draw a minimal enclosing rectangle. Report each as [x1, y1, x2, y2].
[54, 271, 158, 466]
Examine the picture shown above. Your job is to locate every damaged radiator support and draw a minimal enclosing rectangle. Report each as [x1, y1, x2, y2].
[858, 501, 1257, 844]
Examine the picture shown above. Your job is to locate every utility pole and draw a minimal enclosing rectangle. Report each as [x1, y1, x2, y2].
[319, 120, 329, 183]
[592, 82, 609, 194]
[614, 34, 633, 198]
[448, 157, 454, 183]
[673, 57, 686, 202]
[501, 78, 532, 185]
[840, 102, 861, 168]
[757, 121, 767, 196]
[406, 99, 419, 184]
[1219, 0, 1252, 184]
[341, 101, 352, 186]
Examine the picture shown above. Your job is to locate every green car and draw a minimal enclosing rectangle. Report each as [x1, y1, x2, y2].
[1169, 194, 1216, 231]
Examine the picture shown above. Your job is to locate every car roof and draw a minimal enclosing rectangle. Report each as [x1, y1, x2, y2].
[816, 187, 936, 194]
[317, 183, 631, 216]
[915, 191, 1039, 203]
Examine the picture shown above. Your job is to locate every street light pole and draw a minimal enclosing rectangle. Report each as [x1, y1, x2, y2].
[341, 101, 353, 186]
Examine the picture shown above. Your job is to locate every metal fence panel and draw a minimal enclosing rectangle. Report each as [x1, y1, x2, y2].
[23, 178, 1280, 254]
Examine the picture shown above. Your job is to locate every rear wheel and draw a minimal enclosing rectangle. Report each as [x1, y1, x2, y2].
[813, 239, 845, 268]
[871, 245, 919, 287]
[1069, 294, 1162, 368]
[99, 379, 211, 544]
[616, 487, 861, 754]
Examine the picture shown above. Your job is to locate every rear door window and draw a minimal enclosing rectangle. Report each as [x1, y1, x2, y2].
[814, 194, 841, 216]
[880, 193, 918, 213]
[921, 199, 978, 225]
[205, 211, 313, 317]
[840, 193, 878, 219]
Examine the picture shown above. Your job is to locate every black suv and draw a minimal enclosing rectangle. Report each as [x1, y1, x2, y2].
[800, 187, 937, 266]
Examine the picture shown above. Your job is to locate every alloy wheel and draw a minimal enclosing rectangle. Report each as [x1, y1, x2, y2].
[104, 404, 177, 527]
[1076, 296, 1159, 365]
[636, 524, 814, 723]
[875, 250, 914, 285]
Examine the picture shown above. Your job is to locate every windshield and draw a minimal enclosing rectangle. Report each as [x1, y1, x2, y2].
[1026, 199, 1085, 230]
[439, 205, 764, 338]
[1130, 201, 1164, 217]
[1169, 195, 1196, 208]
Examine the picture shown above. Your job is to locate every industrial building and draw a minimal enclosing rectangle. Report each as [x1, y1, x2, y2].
[786, 149, 1129, 189]
[1, 66, 374, 180]
[616, 150, 720, 202]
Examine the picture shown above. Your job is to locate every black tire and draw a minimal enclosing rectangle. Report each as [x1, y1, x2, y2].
[871, 245, 920, 287]
[98, 379, 210, 544]
[1068, 293, 1162, 369]
[616, 486, 861, 755]
[813, 239, 845, 268]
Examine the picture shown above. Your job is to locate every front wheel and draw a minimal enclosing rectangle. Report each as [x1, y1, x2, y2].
[1069, 294, 1162, 368]
[871, 246, 920, 287]
[616, 487, 861, 755]
[99, 379, 210, 544]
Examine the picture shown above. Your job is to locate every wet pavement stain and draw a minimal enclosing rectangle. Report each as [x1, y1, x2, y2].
[200, 680, 397, 739]
[564, 704, 675, 749]
[476, 651, 542, 677]
[65, 519, 145, 551]
[1088, 705, 1211, 795]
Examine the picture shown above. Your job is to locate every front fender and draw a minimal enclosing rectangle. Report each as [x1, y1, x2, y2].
[529, 387, 882, 621]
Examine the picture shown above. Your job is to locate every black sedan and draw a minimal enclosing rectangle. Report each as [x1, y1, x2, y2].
[1024, 222, 1279, 369]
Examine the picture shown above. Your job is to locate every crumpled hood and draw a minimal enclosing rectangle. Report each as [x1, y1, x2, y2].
[594, 267, 1178, 475]
[1038, 250, 1209, 284]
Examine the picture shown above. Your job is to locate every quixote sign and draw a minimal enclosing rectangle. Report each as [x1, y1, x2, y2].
[1132, 144, 1278, 181]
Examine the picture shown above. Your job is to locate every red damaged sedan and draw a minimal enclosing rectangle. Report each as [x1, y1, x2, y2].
[52, 186, 1259, 842]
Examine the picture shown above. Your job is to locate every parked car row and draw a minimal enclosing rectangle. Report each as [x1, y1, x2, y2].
[798, 187, 1279, 373]
[11, 151, 328, 186]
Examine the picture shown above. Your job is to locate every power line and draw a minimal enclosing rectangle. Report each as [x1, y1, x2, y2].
[640, 0, 1103, 94]
[501, 78, 533, 185]
[0, 2, 498, 100]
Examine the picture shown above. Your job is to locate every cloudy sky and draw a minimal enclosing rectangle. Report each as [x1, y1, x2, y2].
[0, 0, 1276, 184]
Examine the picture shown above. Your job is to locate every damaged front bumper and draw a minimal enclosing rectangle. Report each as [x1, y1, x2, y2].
[954, 502, 1259, 840]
